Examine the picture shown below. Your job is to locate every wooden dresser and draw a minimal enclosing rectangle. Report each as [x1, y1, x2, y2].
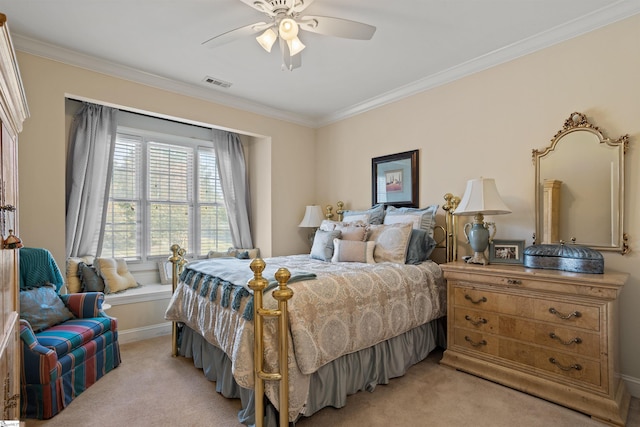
[0, 13, 29, 420]
[440, 261, 630, 426]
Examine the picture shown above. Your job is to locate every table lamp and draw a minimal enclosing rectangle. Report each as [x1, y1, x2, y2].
[299, 205, 324, 245]
[454, 178, 511, 265]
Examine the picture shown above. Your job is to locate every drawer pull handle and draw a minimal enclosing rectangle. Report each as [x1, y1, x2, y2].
[464, 336, 487, 347]
[549, 332, 582, 346]
[464, 294, 487, 304]
[548, 357, 582, 372]
[507, 279, 522, 285]
[549, 307, 581, 320]
[465, 315, 487, 326]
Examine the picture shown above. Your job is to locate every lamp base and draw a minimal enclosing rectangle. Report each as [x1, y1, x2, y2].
[465, 251, 489, 265]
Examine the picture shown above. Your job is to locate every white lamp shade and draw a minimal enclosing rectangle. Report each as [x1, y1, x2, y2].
[256, 28, 277, 52]
[454, 178, 511, 216]
[287, 37, 305, 56]
[299, 205, 324, 227]
[279, 18, 299, 41]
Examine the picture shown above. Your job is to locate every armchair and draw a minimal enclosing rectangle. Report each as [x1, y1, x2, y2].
[19, 249, 121, 419]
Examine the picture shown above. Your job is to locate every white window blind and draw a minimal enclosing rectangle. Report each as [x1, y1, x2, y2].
[101, 129, 232, 262]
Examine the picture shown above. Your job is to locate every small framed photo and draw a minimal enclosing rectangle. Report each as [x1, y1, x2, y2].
[489, 239, 525, 264]
[158, 260, 174, 285]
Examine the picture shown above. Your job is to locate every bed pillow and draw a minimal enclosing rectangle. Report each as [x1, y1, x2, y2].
[331, 239, 375, 263]
[334, 224, 367, 241]
[366, 223, 413, 263]
[208, 250, 233, 258]
[319, 219, 367, 231]
[405, 229, 437, 264]
[96, 257, 138, 294]
[20, 283, 75, 332]
[310, 230, 342, 261]
[342, 204, 385, 225]
[78, 262, 106, 293]
[383, 205, 439, 237]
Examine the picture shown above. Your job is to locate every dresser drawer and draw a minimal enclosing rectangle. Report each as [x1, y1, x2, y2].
[534, 348, 602, 388]
[533, 299, 600, 331]
[452, 307, 499, 334]
[452, 328, 499, 356]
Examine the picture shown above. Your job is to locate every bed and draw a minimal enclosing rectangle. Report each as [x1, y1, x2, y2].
[164, 196, 460, 426]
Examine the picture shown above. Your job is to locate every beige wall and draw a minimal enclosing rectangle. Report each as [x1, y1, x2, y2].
[316, 15, 640, 387]
[14, 12, 640, 392]
[16, 53, 316, 264]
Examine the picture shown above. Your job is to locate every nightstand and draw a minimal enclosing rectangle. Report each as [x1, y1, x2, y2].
[440, 261, 630, 426]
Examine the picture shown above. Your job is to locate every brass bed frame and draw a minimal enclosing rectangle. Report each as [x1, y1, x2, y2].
[168, 193, 460, 427]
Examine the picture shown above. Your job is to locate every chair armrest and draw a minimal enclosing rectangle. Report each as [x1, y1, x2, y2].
[60, 292, 104, 318]
[20, 319, 61, 384]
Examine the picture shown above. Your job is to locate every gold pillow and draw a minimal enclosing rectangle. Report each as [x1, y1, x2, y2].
[66, 255, 96, 293]
[96, 258, 138, 293]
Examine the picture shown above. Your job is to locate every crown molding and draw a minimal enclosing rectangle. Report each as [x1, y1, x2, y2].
[316, 1, 640, 127]
[12, 0, 640, 129]
[12, 34, 318, 128]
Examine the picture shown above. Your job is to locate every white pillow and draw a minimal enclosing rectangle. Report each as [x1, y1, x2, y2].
[366, 223, 413, 263]
[96, 258, 138, 293]
[331, 239, 375, 263]
[383, 205, 439, 237]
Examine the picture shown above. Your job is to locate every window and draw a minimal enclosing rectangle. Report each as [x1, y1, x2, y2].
[101, 128, 232, 261]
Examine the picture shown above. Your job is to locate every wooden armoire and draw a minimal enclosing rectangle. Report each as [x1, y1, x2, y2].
[0, 13, 29, 420]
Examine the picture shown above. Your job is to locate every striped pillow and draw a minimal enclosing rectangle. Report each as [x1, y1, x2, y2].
[331, 239, 375, 263]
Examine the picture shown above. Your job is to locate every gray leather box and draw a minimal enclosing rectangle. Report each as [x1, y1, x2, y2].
[523, 244, 604, 274]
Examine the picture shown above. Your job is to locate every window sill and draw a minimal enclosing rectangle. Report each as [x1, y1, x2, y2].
[104, 283, 172, 306]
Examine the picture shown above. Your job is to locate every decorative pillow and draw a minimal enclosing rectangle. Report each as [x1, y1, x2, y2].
[383, 205, 439, 237]
[366, 223, 413, 263]
[96, 258, 138, 294]
[342, 204, 385, 225]
[228, 248, 260, 259]
[20, 283, 75, 332]
[78, 262, 106, 293]
[66, 255, 95, 293]
[331, 239, 375, 263]
[208, 250, 233, 259]
[405, 229, 438, 264]
[334, 224, 367, 241]
[319, 220, 367, 232]
[310, 230, 342, 261]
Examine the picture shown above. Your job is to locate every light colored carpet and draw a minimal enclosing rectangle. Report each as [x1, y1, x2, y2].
[24, 335, 640, 427]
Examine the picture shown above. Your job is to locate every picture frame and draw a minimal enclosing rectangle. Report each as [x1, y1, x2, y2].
[371, 149, 419, 208]
[489, 239, 525, 264]
[157, 260, 174, 285]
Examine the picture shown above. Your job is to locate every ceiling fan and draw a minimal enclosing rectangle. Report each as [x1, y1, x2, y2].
[202, 0, 376, 71]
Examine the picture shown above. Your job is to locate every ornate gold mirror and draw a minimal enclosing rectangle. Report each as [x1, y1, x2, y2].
[533, 112, 629, 253]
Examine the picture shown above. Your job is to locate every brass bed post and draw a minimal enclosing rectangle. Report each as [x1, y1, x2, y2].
[169, 244, 186, 357]
[443, 193, 460, 263]
[248, 259, 293, 427]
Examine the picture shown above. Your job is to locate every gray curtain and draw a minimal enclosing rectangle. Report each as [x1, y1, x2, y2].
[65, 102, 118, 258]
[212, 129, 253, 249]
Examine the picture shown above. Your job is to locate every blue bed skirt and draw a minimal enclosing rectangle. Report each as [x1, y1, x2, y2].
[178, 317, 446, 426]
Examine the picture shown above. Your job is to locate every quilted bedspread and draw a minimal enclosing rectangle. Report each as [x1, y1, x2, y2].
[164, 254, 446, 420]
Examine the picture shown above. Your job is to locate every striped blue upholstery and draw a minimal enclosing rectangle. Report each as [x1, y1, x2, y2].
[20, 291, 121, 419]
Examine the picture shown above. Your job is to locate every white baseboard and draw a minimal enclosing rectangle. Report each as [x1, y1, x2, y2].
[117, 322, 172, 344]
[623, 374, 640, 398]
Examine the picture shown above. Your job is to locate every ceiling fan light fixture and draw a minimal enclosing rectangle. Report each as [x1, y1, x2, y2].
[279, 18, 298, 41]
[287, 36, 305, 56]
[256, 28, 277, 52]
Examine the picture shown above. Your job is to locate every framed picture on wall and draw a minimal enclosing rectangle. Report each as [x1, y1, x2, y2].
[489, 239, 525, 264]
[371, 149, 419, 208]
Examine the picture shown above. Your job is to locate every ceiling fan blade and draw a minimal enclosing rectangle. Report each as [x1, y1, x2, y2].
[279, 37, 302, 71]
[291, 0, 316, 14]
[202, 22, 272, 48]
[238, 0, 276, 16]
[298, 15, 376, 40]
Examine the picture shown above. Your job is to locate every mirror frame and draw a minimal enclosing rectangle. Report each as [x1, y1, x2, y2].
[533, 112, 629, 254]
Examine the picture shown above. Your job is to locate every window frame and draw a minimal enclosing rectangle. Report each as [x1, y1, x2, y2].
[102, 125, 230, 266]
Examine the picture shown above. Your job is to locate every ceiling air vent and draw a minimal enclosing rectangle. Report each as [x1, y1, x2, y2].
[203, 76, 232, 89]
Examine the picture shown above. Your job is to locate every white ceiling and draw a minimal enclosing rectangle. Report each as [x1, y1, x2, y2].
[1, 0, 639, 127]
